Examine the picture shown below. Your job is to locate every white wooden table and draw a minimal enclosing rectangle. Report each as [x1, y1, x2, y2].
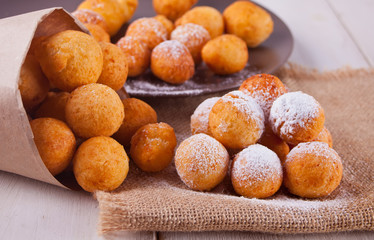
[1, 0, 373, 239]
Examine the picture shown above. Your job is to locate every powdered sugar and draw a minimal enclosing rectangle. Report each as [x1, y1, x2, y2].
[190, 97, 220, 135]
[152, 40, 188, 60]
[171, 23, 210, 47]
[286, 142, 340, 164]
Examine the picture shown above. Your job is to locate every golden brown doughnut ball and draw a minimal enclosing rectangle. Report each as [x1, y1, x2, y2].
[35, 30, 103, 92]
[269, 91, 325, 145]
[71, 9, 109, 33]
[175, 6, 224, 39]
[153, 0, 197, 21]
[175, 133, 229, 191]
[65, 83, 124, 138]
[231, 144, 283, 198]
[113, 98, 157, 146]
[73, 136, 129, 192]
[34, 92, 70, 122]
[19, 55, 49, 113]
[171, 23, 211, 65]
[116, 0, 138, 22]
[190, 97, 220, 135]
[154, 15, 175, 38]
[151, 40, 195, 84]
[28, 36, 49, 56]
[97, 42, 128, 91]
[258, 126, 290, 165]
[223, 1, 273, 47]
[30, 118, 76, 176]
[126, 17, 168, 50]
[130, 123, 177, 172]
[313, 126, 333, 148]
[202, 34, 248, 75]
[117, 36, 151, 77]
[284, 142, 343, 198]
[84, 23, 110, 42]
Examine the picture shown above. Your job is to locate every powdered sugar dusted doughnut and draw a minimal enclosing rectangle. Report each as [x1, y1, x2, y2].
[269, 91, 325, 145]
[190, 97, 220, 135]
[72, 9, 109, 33]
[209, 90, 265, 150]
[284, 142, 343, 198]
[231, 144, 283, 198]
[175, 133, 229, 191]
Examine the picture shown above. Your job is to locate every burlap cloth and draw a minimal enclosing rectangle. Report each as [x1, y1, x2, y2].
[95, 64, 374, 234]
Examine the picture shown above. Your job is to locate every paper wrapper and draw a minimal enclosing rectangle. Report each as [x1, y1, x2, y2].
[0, 8, 90, 189]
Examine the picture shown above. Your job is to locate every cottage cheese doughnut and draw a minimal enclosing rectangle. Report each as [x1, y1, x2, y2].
[116, 0, 138, 23]
[130, 123, 177, 172]
[117, 36, 151, 77]
[202, 34, 248, 75]
[258, 126, 289, 165]
[73, 136, 129, 192]
[30, 118, 76, 176]
[113, 98, 157, 146]
[84, 23, 110, 42]
[97, 42, 128, 91]
[239, 74, 288, 121]
[151, 40, 195, 84]
[34, 92, 70, 122]
[175, 6, 224, 39]
[153, 0, 197, 21]
[126, 17, 168, 50]
[209, 91, 264, 150]
[175, 133, 229, 191]
[65, 83, 124, 138]
[284, 142, 343, 198]
[223, 1, 273, 47]
[231, 144, 282, 198]
[154, 15, 174, 38]
[313, 126, 333, 148]
[269, 91, 325, 145]
[72, 9, 109, 32]
[190, 97, 220, 135]
[35, 30, 103, 92]
[171, 23, 211, 65]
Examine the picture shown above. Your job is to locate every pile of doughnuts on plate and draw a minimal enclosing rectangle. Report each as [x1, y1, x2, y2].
[180, 73, 343, 199]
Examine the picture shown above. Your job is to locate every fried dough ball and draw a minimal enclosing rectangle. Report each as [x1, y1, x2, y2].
[113, 98, 157, 146]
[231, 144, 282, 198]
[65, 83, 124, 138]
[30, 118, 76, 176]
[283, 142, 343, 198]
[175, 6, 224, 39]
[117, 36, 151, 77]
[153, 0, 197, 21]
[116, 0, 138, 22]
[19, 55, 49, 113]
[313, 126, 333, 148]
[171, 23, 211, 65]
[73, 136, 129, 192]
[28, 36, 48, 56]
[190, 97, 220, 135]
[97, 42, 128, 91]
[126, 17, 168, 50]
[130, 123, 177, 172]
[154, 15, 174, 38]
[71, 9, 109, 32]
[175, 133, 229, 191]
[202, 34, 248, 75]
[35, 30, 103, 92]
[223, 1, 274, 47]
[258, 126, 290, 164]
[209, 91, 264, 150]
[151, 40, 195, 84]
[84, 23, 110, 42]
[239, 74, 288, 121]
[34, 92, 70, 122]
[269, 91, 325, 145]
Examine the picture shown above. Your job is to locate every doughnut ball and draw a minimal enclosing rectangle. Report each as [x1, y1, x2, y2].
[175, 6, 224, 39]
[130, 123, 176, 172]
[202, 34, 248, 75]
[84, 23, 110, 42]
[171, 23, 211, 65]
[209, 90, 264, 150]
[190, 97, 220, 135]
[73, 136, 129, 192]
[72, 9, 109, 32]
[269, 91, 325, 145]
[117, 36, 151, 77]
[284, 142, 343, 198]
[239, 73, 288, 121]
[97, 42, 128, 91]
[313, 126, 333, 148]
[231, 144, 282, 198]
[126, 17, 168, 50]
[19, 55, 49, 112]
[34, 92, 70, 122]
[113, 98, 157, 146]
[175, 133, 229, 191]
[35, 30, 103, 92]
[116, 0, 138, 23]
[258, 126, 289, 164]
[30, 118, 76, 176]
[154, 15, 175, 38]
[28, 36, 49, 56]
[151, 40, 195, 84]
[65, 83, 124, 138]
[223, 1, 273, 47]
[153, 0, 197, 21]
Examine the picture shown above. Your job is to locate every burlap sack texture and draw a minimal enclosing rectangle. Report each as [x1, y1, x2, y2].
[96, 65, 374, 233]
